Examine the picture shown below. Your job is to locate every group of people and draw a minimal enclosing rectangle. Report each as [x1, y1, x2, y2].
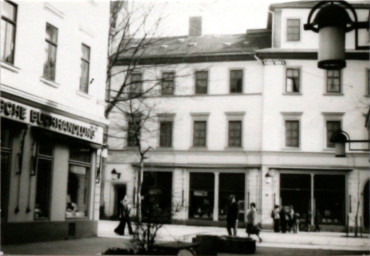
[226, 195, 263, 243]
[271, 205, 321, 233]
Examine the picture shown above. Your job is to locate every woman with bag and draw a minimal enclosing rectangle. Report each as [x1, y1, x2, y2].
[246, 202, 262, 243]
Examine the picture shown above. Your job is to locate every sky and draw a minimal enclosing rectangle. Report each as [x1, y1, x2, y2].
[131, 0, 297, 37]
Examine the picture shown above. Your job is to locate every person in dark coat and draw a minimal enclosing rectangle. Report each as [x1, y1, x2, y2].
[246, 202, 262, 243]
[226, 194, 239, 236]
[114, 198, 133, 236]
[271, 205, 280, 232]
[314, 210, 321, 232]
[279, 206, 287, 233]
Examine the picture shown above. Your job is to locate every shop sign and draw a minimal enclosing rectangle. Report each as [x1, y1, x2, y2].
[0, 99, 104, 144]
[193, 190, 208, 197]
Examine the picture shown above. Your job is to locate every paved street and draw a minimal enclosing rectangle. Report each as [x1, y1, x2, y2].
[2, 221, 369, 255]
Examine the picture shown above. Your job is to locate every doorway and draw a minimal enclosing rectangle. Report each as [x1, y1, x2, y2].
[364, 180, 370, 229]
[114, 185, 127, 218]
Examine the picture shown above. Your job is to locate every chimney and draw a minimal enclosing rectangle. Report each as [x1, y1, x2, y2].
[189, 16, 202, 37]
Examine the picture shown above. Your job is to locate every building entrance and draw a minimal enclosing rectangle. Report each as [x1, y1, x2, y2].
[114, 185, 127, 218]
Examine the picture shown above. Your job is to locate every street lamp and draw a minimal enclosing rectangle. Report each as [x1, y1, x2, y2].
[330, 130, 370, 157]
[304, 1, 369, 70]
[111, 168, 121, 180]
[265, 171, 272, 184]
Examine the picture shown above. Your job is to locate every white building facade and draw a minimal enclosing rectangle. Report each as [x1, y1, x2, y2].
[1, 1, 109, 243]
[105, 1, 369, 231]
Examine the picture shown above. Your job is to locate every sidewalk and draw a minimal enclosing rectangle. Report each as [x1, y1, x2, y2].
[99, 220, 370, 251]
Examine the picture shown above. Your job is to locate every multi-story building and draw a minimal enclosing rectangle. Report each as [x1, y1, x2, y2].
[105, 1, 369, 231]
[1, 0, 109, 243]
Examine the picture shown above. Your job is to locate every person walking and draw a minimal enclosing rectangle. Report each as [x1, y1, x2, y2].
[226, 194, 239, 236]
[271, 205, 280, 232]
[246, 202, 262, 243]
[293, 211, 300, 233]
[114, 197, 133, 236]
[279, 206, 287, 233]
[288, 206, 295, 232]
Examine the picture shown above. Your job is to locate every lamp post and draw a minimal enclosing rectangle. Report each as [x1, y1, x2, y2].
[304, 1, 369, 70]
[330, 130, 370, 157]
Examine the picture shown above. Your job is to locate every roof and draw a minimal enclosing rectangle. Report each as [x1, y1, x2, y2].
[116, 30, 271, 64]
[269, 0, 369, 10]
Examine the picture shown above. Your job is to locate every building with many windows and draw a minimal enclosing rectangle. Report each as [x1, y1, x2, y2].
[1, 0, 109, 243]
[104, 1, 369, 231]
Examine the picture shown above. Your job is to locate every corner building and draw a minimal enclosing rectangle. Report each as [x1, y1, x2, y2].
[105, 1, 369, 231]
[1, 1, 109, 243]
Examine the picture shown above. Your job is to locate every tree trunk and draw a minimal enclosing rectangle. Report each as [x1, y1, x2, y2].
[136, 157, 144, 224]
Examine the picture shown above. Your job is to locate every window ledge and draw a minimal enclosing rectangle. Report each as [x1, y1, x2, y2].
[225, 147, 244, 151]
[283, 92, 302, 96]
[40, 77, 60, 88]
[282, 147, 301, 151]
[323, 93, 344, 96]
[76, 90, 92, 99]
[189, 147, 208, 151]
[1, 61, 20, 73]
[323, 148, 335, 152]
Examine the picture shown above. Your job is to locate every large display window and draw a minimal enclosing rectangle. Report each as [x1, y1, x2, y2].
[219, 173, 245, 222]
[189, 173, 214, 220]
[1, 123, 12, 221]
[66, 145, 91, 218]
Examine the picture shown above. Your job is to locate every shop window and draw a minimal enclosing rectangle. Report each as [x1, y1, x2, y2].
[189, 173, 214, 220]
[159, 121, 173, 147]
[66, 165, 90, 218]
[285, 120, 299, 147]
[314, 175, 345, 224]
[43, 23, 58, 81]
[326, 70, 341, 93]
[1, 0, 17, 64]
[228, 120, 242, 147]
[230, 70, 243, 93]
[286, 68, 300, 93]
[195, 71, 208, 94]
[280, 174, 311, 219]
[79, 44, 91, 93]
[287, 19, 300, 41]
[326, 121, 341, 148]
[219, 173, 245, 222]
[1, 125, 12, 220]
[69, 145, 91, 163]
[193, 121, 206, 147]
[161, 72, 175, 95]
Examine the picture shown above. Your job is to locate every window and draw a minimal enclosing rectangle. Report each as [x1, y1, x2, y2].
[66, 145, 91, 219]
[326, 121, 341, 148]
[367, 69, 370, 96]
[228, 120, 242, 147]
[1, 1, 17, 64]
[129, 73, 142, 96]
[287, 19, 300, 41]
[159, 121, 173, 147]
[127, 116, 141, 147]
[161, 72, 174, 95]
[43, 23, 58, 81]
[34, 140, 54, 220]
[285, 120, 299, 147]
[193, 121, 207, 147]
[189, 173, 214, 220]
[1, 123, 12, 220]
[286, 68, 300, 93]
[195, 71, 208, 94]
[230, 70, 243, 93]
[326, 70, 341, 93]
[79, 44, 90, 93]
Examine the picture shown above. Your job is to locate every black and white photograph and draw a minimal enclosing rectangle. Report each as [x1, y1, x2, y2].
[1, 0, 369, 255]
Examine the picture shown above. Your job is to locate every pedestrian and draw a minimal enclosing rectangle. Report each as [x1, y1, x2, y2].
[271, 205, 280, 232]
[293, 211, 300, 233]
[279, 206, 287, 233]
[314, 210, 321, 232]
[226, 194, 239, 236]
[306, 211, 312, 232]
[246, 202, 262, 243]
[114, 197, 133, 236]
[288, 206, 295, 232]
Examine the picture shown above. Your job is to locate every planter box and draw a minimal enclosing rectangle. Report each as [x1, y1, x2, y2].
[217, 236, 256, 254]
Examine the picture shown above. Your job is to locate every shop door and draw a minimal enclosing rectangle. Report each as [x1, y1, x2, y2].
[219, 173, 245, 222]
[142, 171, 172, 222]
[363, 181, 369, 229]
[114, 185, 127, 218]
[280, 174, 311, 218]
